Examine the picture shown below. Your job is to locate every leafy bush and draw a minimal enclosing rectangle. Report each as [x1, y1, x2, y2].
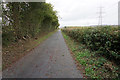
[62, 26, 120, 64]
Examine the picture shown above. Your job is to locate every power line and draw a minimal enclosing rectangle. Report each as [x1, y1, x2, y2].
[103, 1, 120, 16]
[105, 1, 118, 10]
[103, 1, 119, 21]
[97, 1, 119, 26]
[98, 7, 104, 26]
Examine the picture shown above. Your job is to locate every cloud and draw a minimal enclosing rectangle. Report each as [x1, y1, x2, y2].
[47, 0, 119, 27]
[0, 17, 2, 23]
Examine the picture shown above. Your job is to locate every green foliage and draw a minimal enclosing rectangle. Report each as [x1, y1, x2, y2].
[62, 31, 119, 78]
[62, 26, 120, 64]
[2, 2, 59, 46]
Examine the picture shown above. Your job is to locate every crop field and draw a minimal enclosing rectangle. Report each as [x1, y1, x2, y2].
[62, 26, 120, 78]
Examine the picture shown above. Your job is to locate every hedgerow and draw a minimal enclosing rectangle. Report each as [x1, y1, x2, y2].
[62, 26, 120, 64]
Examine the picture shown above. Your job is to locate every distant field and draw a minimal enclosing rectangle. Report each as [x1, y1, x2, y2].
[64, 25, 118, 29]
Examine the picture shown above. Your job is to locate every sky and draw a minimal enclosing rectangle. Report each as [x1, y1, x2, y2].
[0, 17, 1, 24]
[46, 0, 120, 27]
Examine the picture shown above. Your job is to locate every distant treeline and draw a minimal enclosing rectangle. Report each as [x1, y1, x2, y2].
[2, 2, 59, 46]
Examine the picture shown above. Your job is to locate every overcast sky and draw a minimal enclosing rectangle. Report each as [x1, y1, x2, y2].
[46, 0, 120, 27]
[0, 17, 1, 24]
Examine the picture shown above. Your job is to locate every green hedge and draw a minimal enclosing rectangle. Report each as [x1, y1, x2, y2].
[62, 26, 120, 64]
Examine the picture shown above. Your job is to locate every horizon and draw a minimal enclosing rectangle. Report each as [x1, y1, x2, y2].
[47, 0, 120, 28]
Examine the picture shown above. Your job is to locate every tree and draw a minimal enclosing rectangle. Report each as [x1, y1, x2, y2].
[2, 2, 59, 46]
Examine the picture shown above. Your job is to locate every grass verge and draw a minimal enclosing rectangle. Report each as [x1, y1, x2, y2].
[62, 31, 119, 79]
[2, 30, 57, 70]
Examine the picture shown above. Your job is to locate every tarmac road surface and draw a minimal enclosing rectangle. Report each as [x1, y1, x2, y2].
[3, 30, 83, 78]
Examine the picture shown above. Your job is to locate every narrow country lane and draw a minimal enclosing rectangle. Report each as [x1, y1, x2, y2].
[3, 30, 83, 78]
